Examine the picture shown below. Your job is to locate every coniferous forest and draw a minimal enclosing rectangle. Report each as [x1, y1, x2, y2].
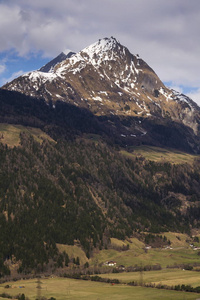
[0, 89, 200, 276]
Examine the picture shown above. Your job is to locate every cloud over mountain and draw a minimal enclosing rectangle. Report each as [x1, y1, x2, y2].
[0, 0, 200, 104]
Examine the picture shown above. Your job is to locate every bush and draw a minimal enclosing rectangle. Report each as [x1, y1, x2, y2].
[184, 265, 193, 271]
[0, 293, 12, 299]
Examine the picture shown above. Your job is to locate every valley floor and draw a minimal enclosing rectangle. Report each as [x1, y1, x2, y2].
[1, 276, 200, 300]
[2, 233, 200, 299]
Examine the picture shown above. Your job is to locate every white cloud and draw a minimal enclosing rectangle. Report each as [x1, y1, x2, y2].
[0, 4, 26, 53]
[0, 0, 200, 93]
[187, 89, 200, 107]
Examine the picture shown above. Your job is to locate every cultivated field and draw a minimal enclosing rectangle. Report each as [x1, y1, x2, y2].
[99, 268, 200, 287]
[1, 234, 199, 299]
[1, 277, 200, 300]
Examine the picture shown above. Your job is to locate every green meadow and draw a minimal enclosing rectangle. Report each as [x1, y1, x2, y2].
[1, 277, 200, 300]
[90, 247, 200, 268]
[99, 269, 200, 287]
[89, 233, 200, 268]
[0, 234, 197, 299]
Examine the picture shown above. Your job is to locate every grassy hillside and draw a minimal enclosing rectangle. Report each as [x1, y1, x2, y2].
[56, 244, 88, 265]
[1, 235, 200, 299]
[0, 123, 54, 147]
[121, 145, 199, 164]
[89, 235, 200, 268]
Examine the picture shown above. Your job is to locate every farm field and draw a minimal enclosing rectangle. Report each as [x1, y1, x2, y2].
[99, 268, 200, 287]
[1, 234, 200, 300]
[0, 277, 200, 300]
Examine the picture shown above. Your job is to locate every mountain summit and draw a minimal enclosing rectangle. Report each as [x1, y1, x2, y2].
[2, 37, 200, 151]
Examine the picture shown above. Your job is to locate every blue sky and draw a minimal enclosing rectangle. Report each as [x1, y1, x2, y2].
[0, 0, 200, 105]
[0, 50, 47, 84]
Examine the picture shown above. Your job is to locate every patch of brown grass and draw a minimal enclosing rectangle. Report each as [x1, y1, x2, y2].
[0, 124, 55, 147]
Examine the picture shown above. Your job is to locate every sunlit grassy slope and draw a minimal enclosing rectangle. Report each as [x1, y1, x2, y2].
[0, 123, 54, 147]
[55, 234, 200, 269]
[89, 233, 200, 268]
[56, 244, 88, 265]
[121, 145, 199, 164]
[90, 246, 200, 269]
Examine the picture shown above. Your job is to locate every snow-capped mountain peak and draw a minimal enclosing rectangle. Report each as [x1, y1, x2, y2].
[56, 37, 130, 75]
[82, 37, 122, 58]
[2, 37, 200, 136]
[81, 37, 130, 66]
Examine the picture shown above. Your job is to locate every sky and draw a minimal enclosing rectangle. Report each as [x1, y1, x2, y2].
[0, 0, 200, 105]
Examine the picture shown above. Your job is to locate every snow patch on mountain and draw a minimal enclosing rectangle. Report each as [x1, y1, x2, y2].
[82, 37, 120, 61]
[25, 71, 57, 83]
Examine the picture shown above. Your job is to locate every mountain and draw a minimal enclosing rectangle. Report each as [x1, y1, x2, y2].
[3, 37, 200, 153]
[1, 37, 200, 276]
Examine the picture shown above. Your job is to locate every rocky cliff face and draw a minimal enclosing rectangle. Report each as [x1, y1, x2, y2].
[2, 37, 200, 146]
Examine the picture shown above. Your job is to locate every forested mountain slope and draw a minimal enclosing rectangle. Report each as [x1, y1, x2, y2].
[1, 37, 200, 276]
[0, 114, 200, 275]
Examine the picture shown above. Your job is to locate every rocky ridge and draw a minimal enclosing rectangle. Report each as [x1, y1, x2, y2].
[39, 50, 75, 73]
